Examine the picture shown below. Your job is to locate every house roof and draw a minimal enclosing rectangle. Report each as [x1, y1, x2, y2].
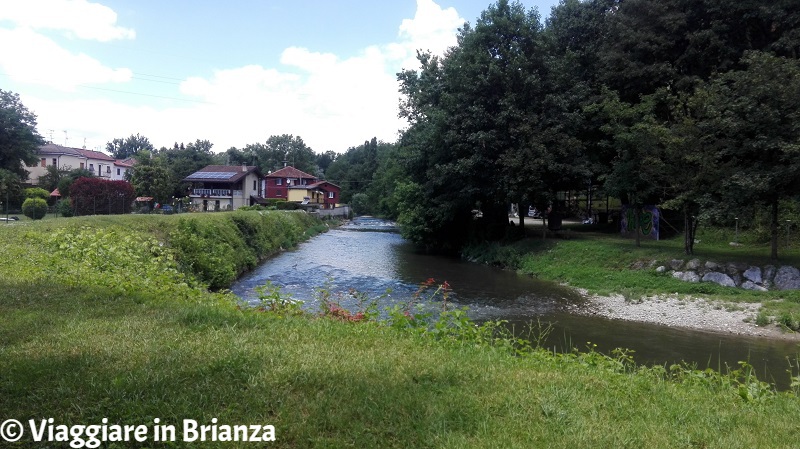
[39, 143, 116, 161]
[266, 166, 316, 180]
[182, 165, 261, 183]
[294, 180, 340, 191]
[114, 158, 136, 168]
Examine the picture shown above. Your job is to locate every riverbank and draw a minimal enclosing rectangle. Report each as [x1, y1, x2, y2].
[463, 226, 800, 339]
[4, 213, 800, 447]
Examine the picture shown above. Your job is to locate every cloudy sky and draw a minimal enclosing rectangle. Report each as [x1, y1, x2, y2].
[0, 0, 559, 154]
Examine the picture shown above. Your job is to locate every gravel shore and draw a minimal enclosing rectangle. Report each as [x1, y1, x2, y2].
[573, 289, 800, 341]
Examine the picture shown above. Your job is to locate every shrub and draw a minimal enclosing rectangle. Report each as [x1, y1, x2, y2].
[56, 199, 74, 217]
[24, 187, 50, 200]
[21, 197, 48, 219]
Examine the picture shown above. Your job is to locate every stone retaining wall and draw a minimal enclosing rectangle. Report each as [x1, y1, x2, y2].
[652, 259, 800, 291]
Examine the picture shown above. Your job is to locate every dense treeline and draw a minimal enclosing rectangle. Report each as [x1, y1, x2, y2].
[338, 0, 800, 257]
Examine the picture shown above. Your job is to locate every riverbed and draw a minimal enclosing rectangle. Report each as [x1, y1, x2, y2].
[232, 217, 800, 389]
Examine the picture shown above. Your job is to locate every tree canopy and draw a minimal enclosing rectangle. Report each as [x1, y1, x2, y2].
[0, 89, 44, 180]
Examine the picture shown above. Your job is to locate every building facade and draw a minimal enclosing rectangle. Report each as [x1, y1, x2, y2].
[182, 165, 264, 211]
[26, 143, 134, 185]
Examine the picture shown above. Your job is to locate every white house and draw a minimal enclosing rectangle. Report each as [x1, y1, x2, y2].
[26, 143, 135, 185]
[182, 165, 265, 211]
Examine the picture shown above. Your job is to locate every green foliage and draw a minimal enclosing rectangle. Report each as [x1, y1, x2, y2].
[0, 89, 44, 179]
[255, 281, 304, 316]
[24, 187, 49, 200]
[21, 197, 47, 219]
[55, 198, 73, 217]
[105, 133, 153, 159]
[69, 178, 135, 215]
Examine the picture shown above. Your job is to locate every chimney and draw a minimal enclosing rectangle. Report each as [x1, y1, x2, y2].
[242, 163, 247, 172]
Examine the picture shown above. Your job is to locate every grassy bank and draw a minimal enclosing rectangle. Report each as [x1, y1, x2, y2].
[463, 225, 800, 323]
[3, 214, 800, 447]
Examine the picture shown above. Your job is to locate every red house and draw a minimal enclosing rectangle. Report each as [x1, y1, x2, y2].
[265, 166, 341, 209]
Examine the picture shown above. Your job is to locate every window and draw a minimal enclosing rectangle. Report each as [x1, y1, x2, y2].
[328, 192, 335, 199]
[52, 158, 57, 166]
[80, 163, 84, 169]
[276, 178, 282, 186]
[253, 180, 256, 190]
[106, 166, 111, 173]
[117, 168, 121, 176]
[89, 164, 94, 171]
[41, 158, 46, 167]
[276, 190, 282, 196]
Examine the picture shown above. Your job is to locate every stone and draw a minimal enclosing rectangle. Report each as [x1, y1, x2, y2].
[726, 261, 748, 276]
[763, 265, 777, 283]
[669, 259, 685, 271]
[743, 267, 762, 284]
[702, 272, 736, 288]
[673, 271, 701, 283]
[705, 261, 722, 271]
[742, 281, 768, 292]
[655, 266, 667, 274]
[685, 259, 701, 270]
[773, 266, 800, 291]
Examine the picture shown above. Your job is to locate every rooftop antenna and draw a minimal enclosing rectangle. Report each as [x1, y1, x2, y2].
[63, 130, 68, 146]
[48, 129, 54, 143]
[83, 138, 87, 149]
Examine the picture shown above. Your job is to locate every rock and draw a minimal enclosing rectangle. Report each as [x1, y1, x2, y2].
[686, 259, 701, 270]
[730, 273, 742, 287]
[673, 271, 701, 283]
[669, 259, 685, 271]
[742, 281, 768, 292]
[774, 266, 800, 291]
[763, 265, 777, 283]
[726, 261, 748, 276]
[655, 266, 667, 274]
[743, 267, 762, 284]
[729, 242, 743, 247]
[705, 261, 722, 271]
[702, 272, 736, 288]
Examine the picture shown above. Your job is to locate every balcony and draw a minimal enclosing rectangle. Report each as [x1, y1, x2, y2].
[192, 189, 243, 197]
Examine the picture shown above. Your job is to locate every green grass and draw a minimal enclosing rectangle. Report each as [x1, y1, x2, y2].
[463, 225, 800, 321]
[3, 214, 800, 447]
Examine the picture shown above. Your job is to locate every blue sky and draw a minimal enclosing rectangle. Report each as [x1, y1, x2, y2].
[0, 0, 559, 154]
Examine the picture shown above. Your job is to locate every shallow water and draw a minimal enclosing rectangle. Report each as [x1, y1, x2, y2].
[231, 217, 800, 389]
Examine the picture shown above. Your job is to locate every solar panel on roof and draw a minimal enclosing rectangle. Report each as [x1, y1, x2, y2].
[186, 171, 236, 180]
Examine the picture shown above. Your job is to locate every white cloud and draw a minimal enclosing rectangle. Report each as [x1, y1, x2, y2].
[0, 0, 135, 41]
[0, 27, 132, 91]
[18, 0, 467, 153]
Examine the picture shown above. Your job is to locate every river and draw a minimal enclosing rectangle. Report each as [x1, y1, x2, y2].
[231, 217, 800, 389]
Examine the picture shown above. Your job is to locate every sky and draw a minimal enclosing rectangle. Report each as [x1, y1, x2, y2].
[0, 0, 560, 154]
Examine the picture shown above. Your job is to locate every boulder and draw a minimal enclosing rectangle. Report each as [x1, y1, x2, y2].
[655, 266, 667, 274]
[705, 261, 722, 271]
[673, 271, 701, 283]
[685, 259, 702, 270]
[669, 259, 685, 271]
[726, 261, 748, 276]
[743, 267, 762, 284]
[742, 281, 768, 292]
[764, 265, 777, 284]
[774, 266, 800, 291]
[702, 272, 736, 288]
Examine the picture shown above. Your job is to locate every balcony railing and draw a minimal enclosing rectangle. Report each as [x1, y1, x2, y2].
[192, 189, 243, 197]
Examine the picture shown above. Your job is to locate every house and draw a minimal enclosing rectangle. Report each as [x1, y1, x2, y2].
[182, 165, 264, 211]
[264, 166, 341, 209]
[26, 143, 135, 184]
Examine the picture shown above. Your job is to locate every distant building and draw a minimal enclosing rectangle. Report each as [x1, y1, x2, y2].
[182, 165, 264, 211]
[26, 143, 135, 184]
[264, 166, 341, 209]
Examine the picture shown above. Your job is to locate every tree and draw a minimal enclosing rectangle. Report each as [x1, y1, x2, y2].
[37, 165, 71, 193]
[248, 135, 317, 176]
[105, 134, 154, 159]
[0, 89, 44, 179]
[696, 52, 800, 260]
[70, 178, 135, 215]
[127, 157, 174, 203]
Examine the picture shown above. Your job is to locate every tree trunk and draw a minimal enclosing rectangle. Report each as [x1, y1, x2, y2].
[771, 199, 779, 260]
[683, 207, 698, 256]
[518, 201, 525, 237]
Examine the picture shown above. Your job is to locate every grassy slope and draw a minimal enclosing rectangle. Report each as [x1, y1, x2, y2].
[464, 224, 800, 319]
[2, 214, 800, 448]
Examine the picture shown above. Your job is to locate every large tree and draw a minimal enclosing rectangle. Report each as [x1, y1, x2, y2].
[696, 51, 800, 260]
[0, 89, 44, 179]
[105, 133, 154, 159]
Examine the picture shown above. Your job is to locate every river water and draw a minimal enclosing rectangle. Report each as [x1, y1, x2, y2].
[231, 217, 800, 389]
